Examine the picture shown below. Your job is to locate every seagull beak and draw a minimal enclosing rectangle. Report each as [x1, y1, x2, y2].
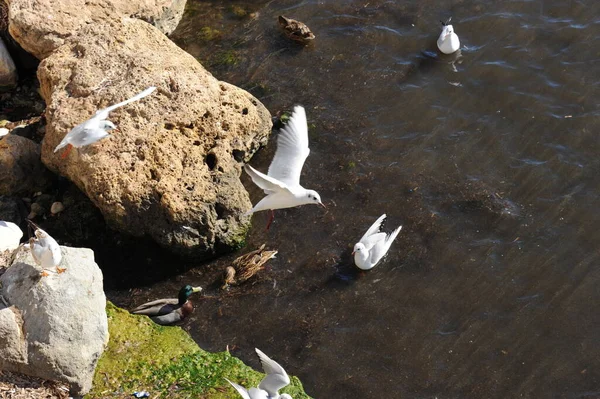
[319, 202, 326, 209]
[351, 250, 355, 255]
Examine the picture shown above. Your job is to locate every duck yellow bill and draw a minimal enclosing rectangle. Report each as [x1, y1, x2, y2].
[192, 286, 202, 293]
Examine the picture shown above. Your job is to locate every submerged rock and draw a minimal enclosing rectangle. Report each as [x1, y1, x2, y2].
[0, 245, 108, 396]
[0, 37, 16, 89]
[7, 0, 187, 59]
[38, 18, 271, 258]
[0, 134, 52, 196]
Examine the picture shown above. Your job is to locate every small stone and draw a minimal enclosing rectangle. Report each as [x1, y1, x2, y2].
[50, 201, 64, 214]
[0, 38, 17, 89]
[30, 202, 44, 214]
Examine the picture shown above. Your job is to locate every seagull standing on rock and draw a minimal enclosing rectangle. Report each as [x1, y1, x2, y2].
[437, 18, 460, 54]
[244, 105, 324, 229]
[353, 214, 402, 271]
[27, 220, 63, 276]
[226, 348, 293, 399]
[53, 86, 156, 158]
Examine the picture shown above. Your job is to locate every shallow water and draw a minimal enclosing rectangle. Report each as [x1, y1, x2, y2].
[108, 0, 600, 397]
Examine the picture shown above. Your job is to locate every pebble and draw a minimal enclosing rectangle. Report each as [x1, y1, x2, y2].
[50, 201, 65, 215]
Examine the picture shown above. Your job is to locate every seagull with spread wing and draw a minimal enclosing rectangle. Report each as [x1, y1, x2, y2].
[244, 105, 324, 229]
[53, 86, 156, 158]
[225, 348, 292, 399]
[353, 214, 402, 270]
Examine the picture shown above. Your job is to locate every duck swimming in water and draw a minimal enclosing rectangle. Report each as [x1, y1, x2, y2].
[278, 15, 315, 44]
[437, 18, 460, 54]
[130, 285, 202, 326]
[222, 244, 278, 289]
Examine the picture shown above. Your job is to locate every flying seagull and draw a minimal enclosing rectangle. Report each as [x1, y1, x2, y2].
[54, 86, 156, 158]
[225, 348, 293, 399]
[244, 105, 324, 229]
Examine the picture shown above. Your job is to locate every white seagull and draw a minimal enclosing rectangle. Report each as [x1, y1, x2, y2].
[244, 105, 324, 229]
[437, 18, 460, 54]
[0, 221, 23, 252]
[27, 220, 64, 276]
[226, 348, 293, 399]
[353, 214, 402, 270]
[53, 86, 156, 158]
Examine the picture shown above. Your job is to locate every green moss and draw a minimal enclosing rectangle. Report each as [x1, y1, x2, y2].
[210, 50, 241, 67]
[89, 303, 310, 398]
[228, 5, 248, 19]
[198, 27, 222, 42]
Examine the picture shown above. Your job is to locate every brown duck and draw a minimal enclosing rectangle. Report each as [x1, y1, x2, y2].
[222, 244, 278, 289]
[278, 15, 315, 44]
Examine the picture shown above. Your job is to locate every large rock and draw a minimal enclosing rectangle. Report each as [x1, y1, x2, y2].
[0, 37, 16, 88]
[0, 245, 108, 396]
[7, 0, 187, 60]
[0, 134, 52, 195]
[38, 18, 272, 258]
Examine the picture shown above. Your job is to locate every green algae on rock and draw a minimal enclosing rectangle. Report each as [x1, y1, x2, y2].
[90, 302, 310, 398]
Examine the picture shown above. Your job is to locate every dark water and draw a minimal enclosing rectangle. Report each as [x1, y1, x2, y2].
[108, 1, 600, 397]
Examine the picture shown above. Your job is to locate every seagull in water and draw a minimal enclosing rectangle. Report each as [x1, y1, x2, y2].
[27, 220, 63, 276]
[353, 214, 402, 271]
[437, 18, 460, 54]
[244, 105, 324, 229]
[226, 348, 292, 399]
[54, 86, 156, 158]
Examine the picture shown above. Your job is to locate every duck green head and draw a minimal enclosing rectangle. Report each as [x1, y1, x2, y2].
[178, 285, 202, 305]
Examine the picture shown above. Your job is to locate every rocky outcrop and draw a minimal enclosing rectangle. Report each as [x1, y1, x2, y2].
[7, 0, 187, 59]
[0, 37, 16, 88]
[38, 18, 271, 258]
[0, 245, 108, 396]
[0, 134, 52, 196]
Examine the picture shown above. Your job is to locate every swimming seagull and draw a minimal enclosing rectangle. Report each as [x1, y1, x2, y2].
[27, 220, 63, 276]
[437, 18, 460, 54]
[225, 348, 293, 399]
[53, 86, 156, 158]
[353, 214, 402, 270]
[244, 105, 324, 229]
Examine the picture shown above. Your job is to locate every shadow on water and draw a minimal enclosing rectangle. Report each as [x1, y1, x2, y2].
[76, 0, 600, 397]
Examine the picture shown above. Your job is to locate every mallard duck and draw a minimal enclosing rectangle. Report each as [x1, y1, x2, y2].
[27, 220, 64, 276]
[278, 15, 315, 44]
[222, 244, 278, 289]
[131, 285, 202, 326]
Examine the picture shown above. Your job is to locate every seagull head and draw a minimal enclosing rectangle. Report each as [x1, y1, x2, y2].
[352, 242, 366, 256]
[440, 24, 454, 39]
[101, 120, 117, 131]
[305, 190, 325, 208]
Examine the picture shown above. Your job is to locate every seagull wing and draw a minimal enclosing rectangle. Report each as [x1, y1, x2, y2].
[95, 86, 156, 120]
[225, 379, 268, 399]
[359, 214, 386, 244]
[361, 232, 386, 250]
[244, 165, 290, 195]
[268, 105, 311, 188]
[256, 348, 290, 396]
[370, 226, 402, 265]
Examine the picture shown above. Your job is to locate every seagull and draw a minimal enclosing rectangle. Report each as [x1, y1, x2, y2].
[27, 220, 63, 276]
[226, 348, 293, 399]
[53, 86, 156, 158]
[353, 214, 402, 271]
[244, 105, 324, 229]
[437, 18, 460, 54]
[0, 221, 23, 252]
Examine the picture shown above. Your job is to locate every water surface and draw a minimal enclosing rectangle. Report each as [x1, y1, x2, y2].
[109, 1, 600, 397]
